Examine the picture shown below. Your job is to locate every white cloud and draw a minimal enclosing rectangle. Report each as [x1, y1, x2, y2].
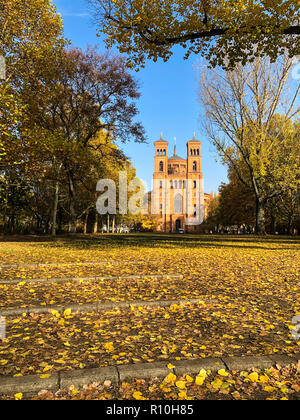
[61, 12, 90, 18]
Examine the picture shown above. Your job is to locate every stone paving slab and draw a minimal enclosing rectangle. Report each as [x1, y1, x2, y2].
[0, 354, 298, 396]
[0, 373, 59, 395]
[267, 354, 299, 366]
[172, 358, 225, 376]
[0, 260, 148, 269]
[118, 362, 171, 382]
[222, 355, 274, 371]
[0, 273, 183, 285]
[0, 297, 207, 317]
[60, 366, 119, 389]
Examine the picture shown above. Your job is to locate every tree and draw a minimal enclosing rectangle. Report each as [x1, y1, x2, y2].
[0, 0, 66, 168]
[88, 0, 299, 69]
[26, 47, 145, 234]
[199, 56, 300, 234]
[216, 168, 256, 229]
[265, 187, 300, 234]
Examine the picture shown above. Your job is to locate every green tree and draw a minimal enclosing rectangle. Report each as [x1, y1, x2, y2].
[0, 0, 66, 168]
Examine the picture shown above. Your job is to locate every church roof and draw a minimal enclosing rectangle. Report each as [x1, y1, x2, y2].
[168, 154, 186, 161]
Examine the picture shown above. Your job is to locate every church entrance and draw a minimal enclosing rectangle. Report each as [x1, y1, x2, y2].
[175, 219, 181, 231]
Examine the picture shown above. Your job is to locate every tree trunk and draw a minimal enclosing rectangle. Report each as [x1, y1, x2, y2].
[255, 199, 266, 235]
[93, 212, 98, 234]
[83, 210, 89, 234]
[107, 213, 110, 233]
[51, 180, 59, 237]
[112, 215, 115, 233]
[270, 213, 276, 235]
[67, 171, 77, 235]
[52, 164, 62, 237]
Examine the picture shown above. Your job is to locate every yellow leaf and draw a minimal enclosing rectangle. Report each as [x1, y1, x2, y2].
[211, 378, 223, 390]
[133, 391, 146, 400]
[43, 365, 54, 372]
[248, 372, 259, 382]
[14, 393, 23, 400]
[264, 386, 276, 393]
[167, 363, 175, 369]
[72, 389, 80, 395]
[259, 375, 269, 383]
[164, 372, 176, 384]
[175, 380, 186, 389]
[54, 358, 66, 365]
[178, 390, 188, 399]
[40, 374, 51, 379]
[218, 369, 229, 377]
[63, 308, 72, 317]
[104, 342, 114, 352]
[195, 375, 205, 386]
[160, 385, 171, 392]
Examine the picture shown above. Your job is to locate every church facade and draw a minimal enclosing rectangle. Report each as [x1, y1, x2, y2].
[152, 134, 210, 233]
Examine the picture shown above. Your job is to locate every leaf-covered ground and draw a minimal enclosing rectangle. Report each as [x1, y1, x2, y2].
[0, 234, 299, 399]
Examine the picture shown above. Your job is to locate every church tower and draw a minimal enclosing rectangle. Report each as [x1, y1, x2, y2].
[154, 133, 168, 175]
[152, 133, 205, 233]
[187, 132, 202, 175]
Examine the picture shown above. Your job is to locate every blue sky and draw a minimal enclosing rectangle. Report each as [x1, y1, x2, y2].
[52, 0, 228, 193]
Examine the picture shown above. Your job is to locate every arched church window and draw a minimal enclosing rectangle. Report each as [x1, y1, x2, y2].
[174, 193, 183, 214]
[193, 161, 197, 171]
[159, 161, 164, 172]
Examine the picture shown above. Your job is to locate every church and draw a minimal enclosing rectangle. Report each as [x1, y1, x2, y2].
[152, 133, 211, 233]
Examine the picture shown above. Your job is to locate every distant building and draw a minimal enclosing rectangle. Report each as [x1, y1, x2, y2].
[152, 133, 211, 233]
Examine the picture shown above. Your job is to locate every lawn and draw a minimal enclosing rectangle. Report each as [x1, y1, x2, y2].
[0, 234, 299, 399]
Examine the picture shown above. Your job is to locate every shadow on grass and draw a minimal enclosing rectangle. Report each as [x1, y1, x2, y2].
[0, 233, 299, 252]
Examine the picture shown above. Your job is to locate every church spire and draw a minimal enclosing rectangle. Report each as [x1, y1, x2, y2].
[174, 137, 177, 156]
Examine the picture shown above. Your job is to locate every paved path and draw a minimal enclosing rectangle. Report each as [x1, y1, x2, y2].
[0, 353, 299, 396]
